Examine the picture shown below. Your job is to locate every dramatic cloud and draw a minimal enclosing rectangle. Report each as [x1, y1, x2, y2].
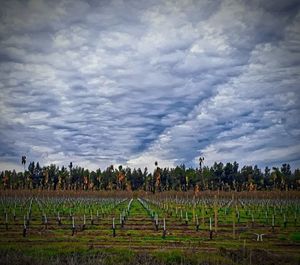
[0, 0, 300, 172]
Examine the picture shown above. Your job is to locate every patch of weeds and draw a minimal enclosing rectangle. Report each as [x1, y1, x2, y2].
[290, 232, 300, 242]
[279, 235, 287, 241]
[154, 250, 184, 264]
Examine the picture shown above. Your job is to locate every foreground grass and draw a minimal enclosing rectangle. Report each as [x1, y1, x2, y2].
[0, 242, 299, 265]
[1, 194, 300, 265]
[0, 248, 234, 265]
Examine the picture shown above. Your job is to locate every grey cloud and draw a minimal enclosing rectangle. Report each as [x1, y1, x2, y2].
[0, 0, 299, 171]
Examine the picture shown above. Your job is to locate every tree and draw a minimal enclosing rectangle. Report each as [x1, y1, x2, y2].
[102, 166, 115, 190]
[263, 166, 271, 189]
[94, 168, 102, 189]
[47, 164, 59, 190]
[172, 165, 186, 191]
[293, 169, 300, 189]
[199, 157, 204, 170]
[186, 168, 198, 189]
[253, 165, 263, 189]
[281, 164, 291, 189]
[21, 156, 26, 171]
[202, 166, 213, 190]
[211, 162, 224, 190]
[1, 160, 299, 191]
[271, 167, 283, 189]
[240, 166, 253, 191]
[58, 166, 69, 190]
[223, 162, 234, 187]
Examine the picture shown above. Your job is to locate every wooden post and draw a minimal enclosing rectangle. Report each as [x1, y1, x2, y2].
[202, 203, 205, 228]
[5, 213, 8, 230]
[162, 218, 166, 238]
[192, 206, 195, 223]
[214, 195, 218, 233]
[72, 216, 75, 236]
[44, 214, 48, 230]
[185, 211, 188, 225]
[82, 214, 86, 231]
[284, 213, 287, 228]
[120, 213, 124, 228]
[232, 193, 236, 239]
[57, 212, 62, 225]
[209, 217, 213, 239]
[26, 212, 30, 226]
[23, 215, 27, 237]
[112, 217, 116, 237]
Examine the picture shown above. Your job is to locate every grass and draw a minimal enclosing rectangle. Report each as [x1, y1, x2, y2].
[290, 232, 300, 242]
[0, 192, 300, 264]
[0, 247, 236, 265]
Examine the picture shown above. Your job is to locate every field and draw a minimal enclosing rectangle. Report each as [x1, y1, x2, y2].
[0, 190, 299, 265]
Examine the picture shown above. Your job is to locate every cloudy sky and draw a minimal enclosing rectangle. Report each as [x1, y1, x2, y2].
[1, 0, 300, 172]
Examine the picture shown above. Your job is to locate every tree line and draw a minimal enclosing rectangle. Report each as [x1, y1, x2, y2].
[1, 159, 300, 192]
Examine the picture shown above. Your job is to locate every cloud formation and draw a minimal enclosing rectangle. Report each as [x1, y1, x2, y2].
[0, 0, 300, 171]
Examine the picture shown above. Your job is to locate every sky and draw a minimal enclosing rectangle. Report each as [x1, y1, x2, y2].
[0, 0, 300, 172]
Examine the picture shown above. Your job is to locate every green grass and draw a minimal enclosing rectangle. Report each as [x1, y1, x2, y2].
[153, 249, 235, 265]
[1, 195, 300, 264]
[290, 232, 300, 242]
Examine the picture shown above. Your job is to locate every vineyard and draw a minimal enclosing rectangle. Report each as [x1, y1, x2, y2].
[0, 190, 299, 264]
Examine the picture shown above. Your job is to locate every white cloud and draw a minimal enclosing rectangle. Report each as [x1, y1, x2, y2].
[0, 0, 299, 171]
